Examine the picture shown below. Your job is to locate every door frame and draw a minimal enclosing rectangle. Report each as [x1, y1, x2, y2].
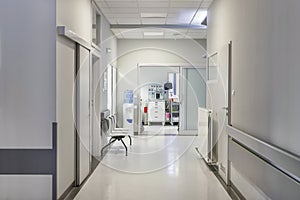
[179, 65, 206, 135]
[75, 45, 95, 186]
[206, 41, 232, 185]
[90, 49, 101, 165]
[136, 63, 205, 135]
[136, 63, 183, 135]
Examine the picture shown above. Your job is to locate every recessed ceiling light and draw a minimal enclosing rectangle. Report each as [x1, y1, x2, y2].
[141, 13, 167, 18]
[144, 32, 164, 36]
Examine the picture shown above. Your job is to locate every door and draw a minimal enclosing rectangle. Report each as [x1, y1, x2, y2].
[76, 45, 91, 185]
[179, 67, 206, 135]
[91, 52, 101, 160]
[206, 42, 231, 183]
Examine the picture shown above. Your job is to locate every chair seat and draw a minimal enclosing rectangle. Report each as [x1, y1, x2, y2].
[110, 135, 126, 139]
[109, 133, 128, 137]
[101, 115, 132, 156]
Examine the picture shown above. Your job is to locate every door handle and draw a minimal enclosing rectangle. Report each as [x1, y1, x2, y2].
[222, 107, 228, 110]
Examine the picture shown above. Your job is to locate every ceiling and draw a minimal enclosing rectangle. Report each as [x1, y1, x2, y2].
[95, 0, 214, 39]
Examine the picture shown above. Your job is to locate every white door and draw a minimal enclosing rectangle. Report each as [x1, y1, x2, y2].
[179, 67, 207, 135]
[206, 42, 231, 183]
[76, 45, 91, 185]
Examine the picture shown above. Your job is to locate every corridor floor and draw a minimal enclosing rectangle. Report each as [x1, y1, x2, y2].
[74, 135, 231, 200]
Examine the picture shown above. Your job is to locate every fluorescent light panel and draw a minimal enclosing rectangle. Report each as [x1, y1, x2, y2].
[141, 13, 167, 18]
[143, 32, 164, 36]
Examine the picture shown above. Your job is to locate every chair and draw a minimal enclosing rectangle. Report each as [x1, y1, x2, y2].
[101, 112, 132, 156]
[109, 116, 132, 145]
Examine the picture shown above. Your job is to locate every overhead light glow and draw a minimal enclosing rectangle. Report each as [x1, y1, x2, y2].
[143, 32, 164, 36]
[141, 13, 167, 18]
[192, 10, 207, 25]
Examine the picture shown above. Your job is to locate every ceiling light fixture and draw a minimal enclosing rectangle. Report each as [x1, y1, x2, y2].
[141, 13, 167, 18]
[143, 32, 164, 36]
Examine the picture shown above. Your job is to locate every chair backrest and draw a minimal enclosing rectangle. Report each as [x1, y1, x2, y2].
[108, 116, 114, 134]
[100, 110, 112, 136]
[101, 118, 109, 136]
[111, 115, 117, 128]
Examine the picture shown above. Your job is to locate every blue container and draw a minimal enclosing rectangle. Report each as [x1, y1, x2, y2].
[123, 90, 134, 103]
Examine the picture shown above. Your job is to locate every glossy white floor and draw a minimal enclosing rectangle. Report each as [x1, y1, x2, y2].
[74, 132, 231, 200]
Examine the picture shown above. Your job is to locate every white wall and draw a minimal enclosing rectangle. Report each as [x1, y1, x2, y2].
[100, 14, 118, 113]
[208, 0, 300, 198]
[0, 0, 56, 149]
[91, 7, 118, 156]
[0, 0, 56, 199]
[57, 0, 92, 42]
[208, 0, 300, 157]
[117, 39, 206, 126]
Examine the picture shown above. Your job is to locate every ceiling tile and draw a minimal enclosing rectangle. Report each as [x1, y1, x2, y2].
[201, 0, 213, 8]
[141, 18, 166, 24]
[106, 1, 138, 7]
[100, 7, 112, 14]
[117, 18, 141, 24]
[138, 1, 169, 7]
[166, 18, 191, 24]
[110, 7, 139, 13]
[95, 1, 108, 8]
[139, 7, 169, 13]
[106, 13, 140, 18]
[170, 1, 201, 8]
[139, 0, 168, 1]
[200, 1, 213, 8]
[104, 0, 135, 1]
[98, 0, 210, 39]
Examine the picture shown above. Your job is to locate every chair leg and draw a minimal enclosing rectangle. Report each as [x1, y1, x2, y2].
[101, 138, 116, 156]
[128, 135, 132, 146]
[120, 139, 128, 156]
[109, 137, 114, 143]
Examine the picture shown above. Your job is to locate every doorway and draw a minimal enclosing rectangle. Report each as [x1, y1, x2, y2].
[206, 42, 231, 184]
[137, 65, 180, 135]
[136, 64, 207, 136]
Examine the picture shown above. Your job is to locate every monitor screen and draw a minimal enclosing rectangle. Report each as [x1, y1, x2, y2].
[156, 93, 160, 99]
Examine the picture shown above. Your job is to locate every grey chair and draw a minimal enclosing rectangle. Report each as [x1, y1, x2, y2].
[101, 114, 132, 156]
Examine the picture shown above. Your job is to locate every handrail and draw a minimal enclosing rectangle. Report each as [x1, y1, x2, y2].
[0, 122, 57, 200]
[228, 125, 300, 184]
